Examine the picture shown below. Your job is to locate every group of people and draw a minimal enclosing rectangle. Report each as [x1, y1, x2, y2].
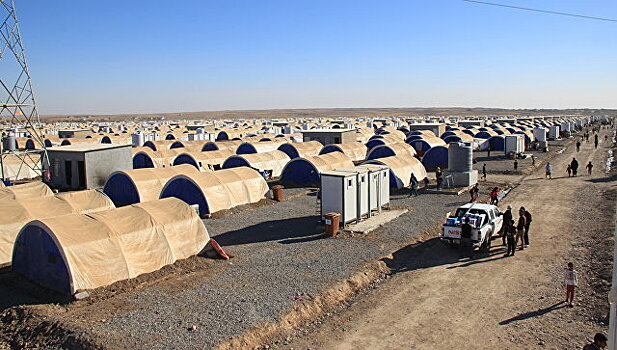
[501, 205, 532, 256]
[546, 158, 594, 179]
[467, 183, 499, 205]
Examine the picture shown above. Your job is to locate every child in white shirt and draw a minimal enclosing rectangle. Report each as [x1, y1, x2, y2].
[564, 262, 578, 306]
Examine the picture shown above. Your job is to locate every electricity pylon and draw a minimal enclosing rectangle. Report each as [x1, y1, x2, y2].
[0, 0, 47, 182]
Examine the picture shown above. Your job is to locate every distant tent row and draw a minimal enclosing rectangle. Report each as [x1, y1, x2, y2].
[104, 166, 270, 217]
[103, 164, 199, 207]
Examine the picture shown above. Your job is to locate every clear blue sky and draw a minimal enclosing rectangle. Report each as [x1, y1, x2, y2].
[15, 0, 617, 115]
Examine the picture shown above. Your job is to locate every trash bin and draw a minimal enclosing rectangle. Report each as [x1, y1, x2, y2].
[324, 212, 341, 237]
[271, 185, 284, 201]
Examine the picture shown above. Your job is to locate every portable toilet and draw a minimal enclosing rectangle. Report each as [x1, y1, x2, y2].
[548, 125, 560, 140]
[336, 167, 370, 220]
[505, 135, 524, 154]
[356, 164, 390, 213]
[320, 171, 358, 226]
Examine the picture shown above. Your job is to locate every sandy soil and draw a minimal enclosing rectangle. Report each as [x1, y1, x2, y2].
[281, 129, 616, 350]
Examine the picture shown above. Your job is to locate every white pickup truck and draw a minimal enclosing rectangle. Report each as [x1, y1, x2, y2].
[441, 203, 504, 252]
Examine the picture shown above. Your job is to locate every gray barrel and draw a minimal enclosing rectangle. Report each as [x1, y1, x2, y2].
[448, 142, 473, 172]
[131, 133, 144, 147]
[3, 134, 17, 151]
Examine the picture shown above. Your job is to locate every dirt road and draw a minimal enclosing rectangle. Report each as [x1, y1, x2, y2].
[283, 130, 616, 350]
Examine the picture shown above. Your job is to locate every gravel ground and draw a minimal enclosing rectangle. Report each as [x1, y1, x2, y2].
[55, 188, 469, 349]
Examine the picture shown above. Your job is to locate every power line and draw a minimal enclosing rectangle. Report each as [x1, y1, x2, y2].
[463, 0, 617, 23]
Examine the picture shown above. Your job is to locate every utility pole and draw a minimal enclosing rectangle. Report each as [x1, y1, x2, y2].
[0, 0, 47, 182]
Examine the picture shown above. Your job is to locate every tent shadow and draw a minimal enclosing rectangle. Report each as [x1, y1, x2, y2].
[0, 270, 71, 311]
[499, 301, 567, 325]
[212, 215, 323, 247]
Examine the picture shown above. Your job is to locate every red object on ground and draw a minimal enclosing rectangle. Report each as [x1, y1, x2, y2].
[209, 238, 233, 259]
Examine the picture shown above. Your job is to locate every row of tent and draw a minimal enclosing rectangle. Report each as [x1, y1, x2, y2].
[0, 166, 275, 295]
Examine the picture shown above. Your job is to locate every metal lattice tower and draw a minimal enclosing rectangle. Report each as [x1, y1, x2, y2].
[0, 0, 47, 182]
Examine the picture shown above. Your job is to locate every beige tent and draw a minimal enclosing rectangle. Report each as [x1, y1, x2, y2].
[202, 140, 242, 152]
[222, 150, 290, 178]
[172, 149, 235, 171]
[363, 154, 427, 189]
[236, 140, 286, 154]
[318, 142, 367, 162]
[280, 152, 355, 185]
[160, 167, 269, 216]
[366, 142, 417, 160]
[0, 189, 115, 265]
[378, 127, 407, 140]
[103, 164, 199, 206]
[132, 148, 184, 168]
[277, 141, 322, 159]
[0, 181, 53, 200]
[12, 198, 209, 294]
[144, 140, 181, 151]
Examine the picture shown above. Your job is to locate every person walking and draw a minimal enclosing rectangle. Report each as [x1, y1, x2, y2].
[489, 187, 499, 205]
[571, 158, 579, 176]
[435, 167, 443, 190]
[459, 217, 473, 259]
[594, 134, 599, 149]
[504, 219, 516, 257]
[513, 159, 518, 171]
[545, 162, 552, 179]
[564, 262, 578, 306]
[501, 206, 512, 246]
[566, 164, 572, 177]
[522, 207, 532, 248]
[409, 173, 419, 197]
[583, 333, 608, 350]
[531, 154, 535, 166]
[516, 207, 527, 251]
[469, 183, 479, 202]
[481, 164, 487, 181]
[586, 161, 593, 176]
[576, 140, 581, 152]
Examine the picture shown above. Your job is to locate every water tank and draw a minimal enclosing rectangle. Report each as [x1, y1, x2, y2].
[447, 142, 472, 172]
[533, 127, 547, 142]
[3, 134, 17, 151]
[131, 133, 144, 147]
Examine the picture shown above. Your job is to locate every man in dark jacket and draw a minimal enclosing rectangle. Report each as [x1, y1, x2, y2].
[517, 207, 527, 251]
[459, 218, 473, 259]
[504, 219, 516, 257]
[571, 158, 579, 176]
[522, 207, 532, 248]
[501, 206, 513, 246]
